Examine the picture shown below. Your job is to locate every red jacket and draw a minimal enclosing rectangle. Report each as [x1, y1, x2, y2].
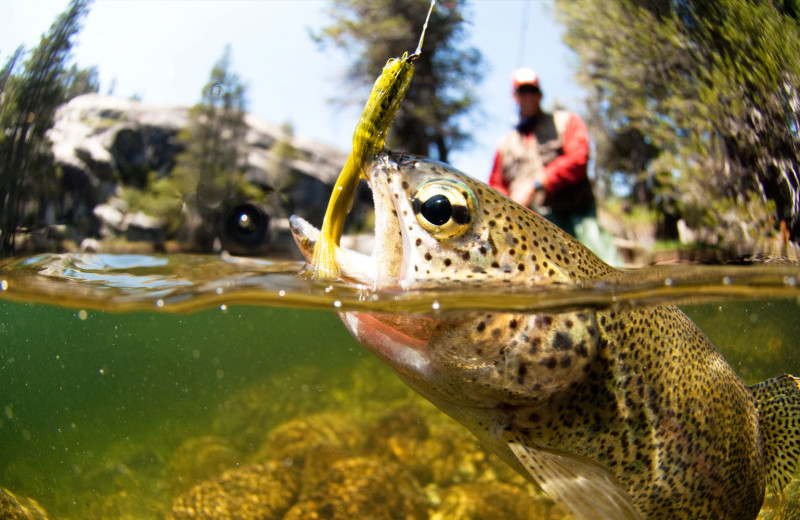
[489, 111, 589, 196]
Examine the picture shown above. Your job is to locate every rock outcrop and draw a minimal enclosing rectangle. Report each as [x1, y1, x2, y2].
[46, 93, 371, 256]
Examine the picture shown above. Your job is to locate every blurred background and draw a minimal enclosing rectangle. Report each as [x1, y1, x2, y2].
[2, 0, 799, 264]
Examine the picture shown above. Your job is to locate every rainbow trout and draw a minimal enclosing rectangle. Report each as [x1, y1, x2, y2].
[290, 152, 800, 520]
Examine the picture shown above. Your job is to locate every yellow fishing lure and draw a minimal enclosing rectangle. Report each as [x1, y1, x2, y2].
[309, 1, 435, 280]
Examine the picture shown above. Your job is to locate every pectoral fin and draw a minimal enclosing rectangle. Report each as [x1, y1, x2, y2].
[504, 436, 642, 520]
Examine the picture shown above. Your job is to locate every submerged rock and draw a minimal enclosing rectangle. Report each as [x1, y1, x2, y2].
[283, 457, 428, 520]
[166, 435, 241, 496]
[366, 405, 526, 488]
[0, 488, 49, 520]
[210, 367, 339, 453]
[430, 481, 565, 520]
[167, 461, 299, 520]
[255, 412, 365, 494]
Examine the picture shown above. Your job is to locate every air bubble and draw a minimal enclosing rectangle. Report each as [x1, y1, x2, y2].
[211, 84, 222, 96]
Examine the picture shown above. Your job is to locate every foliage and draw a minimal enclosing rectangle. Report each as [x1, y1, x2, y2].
[0, 0, 94, 255]
[118, 172, 185, 235]
[554, 0, 800, 247]
[171, 45, 260, 251]
[63, 63, 100, 101]
[313, 0, 484, 162]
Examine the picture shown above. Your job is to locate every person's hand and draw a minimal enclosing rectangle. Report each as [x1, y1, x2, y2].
[510, 182, 536, 207]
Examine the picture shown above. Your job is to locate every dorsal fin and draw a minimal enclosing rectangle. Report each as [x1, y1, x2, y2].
[750, 374, 800, 494]
[503, 434, 642, 520]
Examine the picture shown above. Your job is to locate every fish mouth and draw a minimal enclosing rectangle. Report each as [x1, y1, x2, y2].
[289, 153, 436, 377]
[289, 152, 407, 289]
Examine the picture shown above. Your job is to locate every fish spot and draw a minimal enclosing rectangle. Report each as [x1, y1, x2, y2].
[487, 234, 499, 254]
[517, 263, 525, 271]
[424, 252, 432, 261]
[461, 251, 470, 261]
[476, 322, 486, 332]
[541, 357, 557, 369]
[553, 332, 573, 351]
[529, 337, 541, 354]
[517, 364, 527, 383]
[444, 258, 452, 267]
[415, 238, 422, 246]
[509, 319, 518, 329]
[535, 316, 553, 329]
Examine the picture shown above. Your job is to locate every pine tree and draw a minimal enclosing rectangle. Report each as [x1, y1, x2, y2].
[555, 0, 800, 248]
[171, 46, 251, 251]
[0, 0, 93, 255]
[314, 0, 483, 162]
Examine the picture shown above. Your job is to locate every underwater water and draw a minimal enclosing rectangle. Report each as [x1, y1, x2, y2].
[1, 253, 800, 519]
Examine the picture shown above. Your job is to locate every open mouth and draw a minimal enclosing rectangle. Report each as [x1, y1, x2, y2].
[289, 154, 407, 288]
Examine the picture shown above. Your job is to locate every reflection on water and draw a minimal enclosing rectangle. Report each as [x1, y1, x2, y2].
[0, 253, 799, 519]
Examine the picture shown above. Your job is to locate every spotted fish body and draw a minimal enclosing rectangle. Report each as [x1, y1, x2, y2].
[290, 153, 800, 520]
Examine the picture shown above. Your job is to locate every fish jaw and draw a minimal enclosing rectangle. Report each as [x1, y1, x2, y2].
[289, 211, 435, 381]
[340, 312, 433, 377]
[288, 160, 410, 289]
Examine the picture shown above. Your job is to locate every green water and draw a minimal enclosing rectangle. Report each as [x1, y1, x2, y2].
[0, 302, 367, 518]
[1, 253, 800, 519]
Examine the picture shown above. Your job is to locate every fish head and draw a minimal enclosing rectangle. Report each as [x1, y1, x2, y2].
[290, 152, 617, 410]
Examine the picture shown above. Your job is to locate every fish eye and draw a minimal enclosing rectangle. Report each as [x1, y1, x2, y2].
[420, 194, 451, 225]
[412, 179, 477, 239]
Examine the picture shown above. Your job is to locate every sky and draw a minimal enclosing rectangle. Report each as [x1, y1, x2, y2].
[1, 0, 586, 183]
